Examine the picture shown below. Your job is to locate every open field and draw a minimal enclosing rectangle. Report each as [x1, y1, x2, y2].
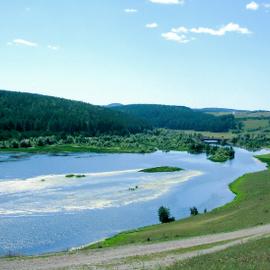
[179, 130, 235, 140]
[90, 154, 270, 248]
[242, 119, 270, 131]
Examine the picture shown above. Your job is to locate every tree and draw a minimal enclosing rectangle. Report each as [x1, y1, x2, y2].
[190, 207, 199, 216]
[158, 206, 175, 223]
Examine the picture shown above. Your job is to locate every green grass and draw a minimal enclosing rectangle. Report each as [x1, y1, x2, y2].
[255, 154, 270, 167]
[179, 130, 235, 140]
[165, 236, 270, 270]
[89, 154, 270, 249]
[139, 166, 183, 173]
[242, 119, 270, 131]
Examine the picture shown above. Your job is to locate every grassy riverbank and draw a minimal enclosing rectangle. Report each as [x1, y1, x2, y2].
[89, 154, 270, 249]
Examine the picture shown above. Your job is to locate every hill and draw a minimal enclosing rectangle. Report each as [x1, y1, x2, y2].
[195, 107, 248, 113]
[0, 90, 149, 139]
[112, 104, 236, 132]
[106, 103, 124, 108]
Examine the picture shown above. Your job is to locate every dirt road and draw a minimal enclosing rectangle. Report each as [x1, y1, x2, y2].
[1, 224, 270, 270]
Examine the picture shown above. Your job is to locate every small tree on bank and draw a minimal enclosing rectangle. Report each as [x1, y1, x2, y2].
[190, 207, 199, 216]
[158, 206, 175, 223]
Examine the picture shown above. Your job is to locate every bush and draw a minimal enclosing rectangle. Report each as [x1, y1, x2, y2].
[158, 206, 175, 223]
[190, 207, 199, 216]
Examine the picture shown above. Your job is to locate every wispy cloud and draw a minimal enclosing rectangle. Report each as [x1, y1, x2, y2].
[149, 0, 184, 4]
[146, 22, 158, 28]
[162, 23, 251, 44]
[189, 23, 251, 36]
[124, 8, 138, 13]
[161, 32, 191, 43]
[48, 45, 60, 51]
[8, 39, 38, 47]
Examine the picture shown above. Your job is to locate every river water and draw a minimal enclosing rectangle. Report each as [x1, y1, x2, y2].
[0, 148, 267, 256]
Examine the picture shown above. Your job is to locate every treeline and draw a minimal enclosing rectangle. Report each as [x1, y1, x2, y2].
[0, 91, 238, 140]
[112, 104, 237, 132]
[232, 133, 270, 150]
[0, 90, 149, 140]
[0, 129, 235, 162]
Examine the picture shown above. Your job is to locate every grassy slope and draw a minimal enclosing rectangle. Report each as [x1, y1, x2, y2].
[90, 154, 270, 248]
[166, 236, 270, 270]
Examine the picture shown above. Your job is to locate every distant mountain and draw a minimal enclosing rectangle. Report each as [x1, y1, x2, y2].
[112, 104, 237, 132]
[106, 103, 124, 108]
[0, 90, 149, 139]
[195, 108, 249, 113]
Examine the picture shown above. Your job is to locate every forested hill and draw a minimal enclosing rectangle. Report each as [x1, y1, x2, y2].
[112, 104, 236, 132]
[0, 90, 149, 139]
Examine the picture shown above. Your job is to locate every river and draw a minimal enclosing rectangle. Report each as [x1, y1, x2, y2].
[0, 148, 267, 256]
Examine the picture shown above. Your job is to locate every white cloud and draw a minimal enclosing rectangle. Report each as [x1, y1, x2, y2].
[246, 2, 270, 10]
[246, 1, 260, 10]
[162, 23, 251, 44]
[161, 32, 190, 43]
[146, 22, 158, 28]
[124, 8, 138, 13]
[171, 26, 188, 33]
[149, 0, 184, 4]
[48, 45, 60, 51]
[10, 39, 38, 47]
[190, 23, 251, 36]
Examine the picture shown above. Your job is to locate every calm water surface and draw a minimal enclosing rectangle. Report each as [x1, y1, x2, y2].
[0, 148, 267, 256]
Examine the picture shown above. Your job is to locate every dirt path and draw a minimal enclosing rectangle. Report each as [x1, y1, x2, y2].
[1, 224, 270, 270]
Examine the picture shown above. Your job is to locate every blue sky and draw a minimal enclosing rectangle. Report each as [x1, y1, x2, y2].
[0, 0, 269, 110]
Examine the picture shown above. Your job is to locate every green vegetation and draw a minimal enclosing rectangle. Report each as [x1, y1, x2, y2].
[65, 174, 86, 178]
[232, 133, 270, 150]
[128, 186, 139, 191]
[0, 90, 149, 140]
[158, 206, 175, 224]
[89, 154, 270, 248]
[242, 119, 269, 131]
[112, 104, 237, 132]
[207, 146, 235, 162]
[189, 207, 199, 216]
[165, 236, 270, 270]
[140, 166, 183, 173]
[0, 130, 234, 162]
[255, 154, 270, 167]
[1, 91, 270, 153]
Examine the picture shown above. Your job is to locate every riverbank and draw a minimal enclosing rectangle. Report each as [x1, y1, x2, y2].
[0, 144, 155, 154]
[1, 154, 270, 269]
[0, 130, 235, 162]
[87, 153, 270, 249]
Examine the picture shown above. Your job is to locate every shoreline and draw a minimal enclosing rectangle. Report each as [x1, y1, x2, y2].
[0, 167, 254, 259]
[0, 152, 268, 258]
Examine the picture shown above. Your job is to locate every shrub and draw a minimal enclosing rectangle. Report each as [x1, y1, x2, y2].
[158, 206, 175, 223]
[190, 206, 199, 216]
